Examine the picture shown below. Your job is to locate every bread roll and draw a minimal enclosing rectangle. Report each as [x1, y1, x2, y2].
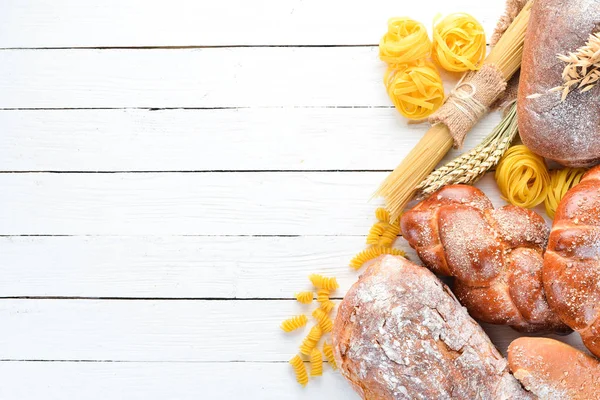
[544, 165, 600, 357]
[518, 0, 600, 167]
[508, 337, 600, 400]
[332, 255, 533, 399]
[400, 185, 567, 333]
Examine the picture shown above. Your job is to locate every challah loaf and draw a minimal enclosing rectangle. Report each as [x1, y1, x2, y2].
[508, 337, 600, 400]
[544, 165, 600, 357]
[332, 255, 533, 399]
[401, 185, 568, 333]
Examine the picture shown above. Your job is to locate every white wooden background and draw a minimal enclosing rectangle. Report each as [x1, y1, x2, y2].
[0, 1, 587, 398]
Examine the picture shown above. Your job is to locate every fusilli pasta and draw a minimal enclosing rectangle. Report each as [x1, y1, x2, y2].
[280, 314, 308, 332]
[299, 325, 322, 355]
[316, 288, 330, 303]
[295, 291, 314, 304]
[323, 341, 337, 370]
[310, 348, 323, 376]
[375, 207, 391, 223]
[319, 300, 335, 314]
[289, 354, 308, 386]
[309, 274, 339, 291]
[312, 308, 333, 333]
[350, 246, 406, 270]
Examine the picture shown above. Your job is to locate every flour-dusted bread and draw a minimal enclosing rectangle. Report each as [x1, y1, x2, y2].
[544, 165, 600, 357]
[518, 0, 600, 167]
[400, 185, 567, 333]
[508, 337, 600, 400]
[331, 255, 533, 400]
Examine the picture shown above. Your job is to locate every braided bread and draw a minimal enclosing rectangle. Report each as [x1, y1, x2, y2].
[544, 166, 600, 357]
[401, 184, 568, 333]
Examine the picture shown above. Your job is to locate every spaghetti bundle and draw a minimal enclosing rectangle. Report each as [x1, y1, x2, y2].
[379, 18, 431, 65]
[545, 168, 587, 219]
[495, 145, 550, 208]
[432, 13, 486, 72]
[384, 61, 444, 120]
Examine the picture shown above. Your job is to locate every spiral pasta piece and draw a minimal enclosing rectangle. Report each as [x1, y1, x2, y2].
[432, 13, 486, 72]
[375, 207, 391, 223]
[299, 325, 322, 355]
[319, 300, 335, 314]
[323, 342, 338, 370]
[309, 274, 339, 291]
[495, 145, 550, 208]
[280, 314, 308, 332]
[289, 355, 308, 386]
[312, 308, 333, 333]
[350, 246, 406, 270]
[366, 222, 388, 245]
[545, 168, 587, 219]
[379, 18, 431, 66]
[384, 61, 445, 120]
[377, 223, 400, 247]
[295, 291, 313, 304]
[316, 288, 330, 303]
[310, 348, 323, 377]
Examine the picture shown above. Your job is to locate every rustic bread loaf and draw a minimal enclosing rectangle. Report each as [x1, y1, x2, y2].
[518, 0, 600, 167]
[401, 185, 568, 333]
[508, 337, 600, 400]
[544, 165, 600, 357]
[332, 255, 533, 400]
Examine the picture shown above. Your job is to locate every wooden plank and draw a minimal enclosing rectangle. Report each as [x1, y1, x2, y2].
[0, 108, 500, 172]
[0, 235, 418, 298]
[0, 299, 586, 362]
[0, 361, 359, 399]
[0, 173, 508, 236]
[0, 47, 493, 109]
[0, 0, 505, 48]
[0, 47, 382, 108]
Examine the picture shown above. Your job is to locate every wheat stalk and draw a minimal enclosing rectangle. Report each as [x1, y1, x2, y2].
[415, 102, 518, 198]
[529, 33, 600, 101]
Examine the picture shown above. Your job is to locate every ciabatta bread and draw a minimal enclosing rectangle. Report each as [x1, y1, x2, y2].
[332, 255, 533, 399]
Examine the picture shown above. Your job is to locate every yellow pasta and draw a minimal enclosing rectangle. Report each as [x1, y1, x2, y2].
[289, 354, 309, 386]
[366, 221, 389, 245]
[295, 291, 314, 304]
[495, 145, 550, 208]
[320, 300, 336, 314]
[375, 207, 391, 223]
[377, 223, 400, 247]
[350, 246, 406, 270]
[312, 308, 333, 333]
[545, 168, 587, 219]
[323, 341, 338, 370]
[316, 288, 330, 303]
[384, 61, 444, 120]
[280, 314, 308, 332]
[432, 13, 486, 72]
[309, 274, 339, 291]
[310, 348, 323, 377]
[379, 18, 432, 66]
[300, 325, 322, 355]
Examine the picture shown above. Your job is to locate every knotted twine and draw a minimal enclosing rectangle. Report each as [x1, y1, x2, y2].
[428, 64, 507, 148]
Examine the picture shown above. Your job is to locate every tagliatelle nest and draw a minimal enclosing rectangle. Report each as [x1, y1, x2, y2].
[530, 33, 600, 101]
